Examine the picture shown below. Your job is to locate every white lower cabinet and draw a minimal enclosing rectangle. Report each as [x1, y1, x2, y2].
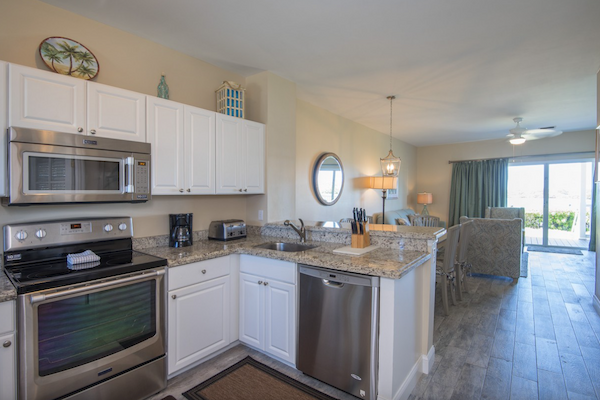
[167, 257, 231, 375]
[0, 301, 16, 400]
[239, 255, 296, 365]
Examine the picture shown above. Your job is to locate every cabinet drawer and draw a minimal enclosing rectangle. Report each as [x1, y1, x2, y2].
[240, 255, 295, 284]
[169, 257, 230, 291]
[0, 301, 15, 334]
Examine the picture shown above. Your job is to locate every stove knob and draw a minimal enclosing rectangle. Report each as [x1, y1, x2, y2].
[118, 223, 127, 231]
[15, 230, 28, 240]
[104, 224, 114, 232]
[35, 229, 47, 239]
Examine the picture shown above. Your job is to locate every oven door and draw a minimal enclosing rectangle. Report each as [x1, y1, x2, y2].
[7, 141, 137, 205]
[17, 268, 166, 400]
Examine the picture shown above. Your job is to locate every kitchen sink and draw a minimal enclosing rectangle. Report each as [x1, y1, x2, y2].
[254, 242, 318, 252]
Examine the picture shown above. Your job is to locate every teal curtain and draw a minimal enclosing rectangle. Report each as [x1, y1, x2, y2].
[448, 158, 508, 226]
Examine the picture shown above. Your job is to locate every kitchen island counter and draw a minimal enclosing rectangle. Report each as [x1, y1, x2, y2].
[138, 235, 431, 280]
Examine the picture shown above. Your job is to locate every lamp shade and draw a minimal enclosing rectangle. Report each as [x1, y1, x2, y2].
[371, 176, 397, 190]
[417, 192, 433, 205]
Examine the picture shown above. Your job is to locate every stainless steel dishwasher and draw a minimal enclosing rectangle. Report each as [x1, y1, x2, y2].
[297, 265, 379, 400]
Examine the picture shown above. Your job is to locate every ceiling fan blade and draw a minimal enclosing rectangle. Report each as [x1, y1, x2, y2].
[522, 129, 563, 140]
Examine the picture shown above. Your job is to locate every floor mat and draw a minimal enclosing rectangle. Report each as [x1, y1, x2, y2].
[526, 246, 583, 255]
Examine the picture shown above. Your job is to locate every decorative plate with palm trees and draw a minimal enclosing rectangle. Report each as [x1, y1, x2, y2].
[39, 37, 99, 80]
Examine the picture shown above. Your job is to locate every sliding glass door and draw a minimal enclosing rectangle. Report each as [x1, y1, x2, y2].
[508, 160, 591, 249]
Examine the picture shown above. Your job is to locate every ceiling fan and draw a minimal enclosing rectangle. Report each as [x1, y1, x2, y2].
[507, 117, 563, 145]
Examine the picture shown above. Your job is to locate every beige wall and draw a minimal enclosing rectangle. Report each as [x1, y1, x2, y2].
[296, 100, 417, 222]
[416, 130, 596, 224]
[0, 0, 245, 111]
[0, 0, 249, 237]
[246, 72, 297, 225]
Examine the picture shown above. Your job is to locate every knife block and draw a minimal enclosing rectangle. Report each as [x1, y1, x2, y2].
[351, 223, 370, 248]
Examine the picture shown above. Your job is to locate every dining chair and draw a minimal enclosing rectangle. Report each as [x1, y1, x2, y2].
[408, 214, 440, 227]
[454, 220, 474, 301]
[436, 224, 460, 315]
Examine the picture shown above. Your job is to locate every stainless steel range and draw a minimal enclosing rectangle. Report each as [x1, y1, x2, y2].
[2, 217, 167, 400]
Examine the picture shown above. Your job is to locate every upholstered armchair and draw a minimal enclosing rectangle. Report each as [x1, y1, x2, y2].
[485, 207, 525, 247]
[459, 216, 522, 280]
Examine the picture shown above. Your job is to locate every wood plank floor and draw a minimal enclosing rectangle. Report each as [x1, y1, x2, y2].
[410, 250, 600, 400]
[525, 229, 589, 249]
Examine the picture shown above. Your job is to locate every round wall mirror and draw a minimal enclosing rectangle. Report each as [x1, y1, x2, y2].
[313, 153, 344, 206]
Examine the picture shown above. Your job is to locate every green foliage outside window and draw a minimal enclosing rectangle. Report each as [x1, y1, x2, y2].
[525, 211, 589, 232]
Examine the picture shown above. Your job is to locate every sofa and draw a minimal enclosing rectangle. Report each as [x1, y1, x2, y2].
[459, 216, 522, 280]
[372, 208, 416, 225]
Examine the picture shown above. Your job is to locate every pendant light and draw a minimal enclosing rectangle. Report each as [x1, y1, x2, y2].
[381, 95, 401, 177]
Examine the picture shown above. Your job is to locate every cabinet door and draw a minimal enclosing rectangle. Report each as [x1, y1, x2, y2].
[168, 276, 230, 375]
[147, 97, 184, 195]
[239, 272, 264, 349]
[87, 82, 146, 142]
[8, 63, 86, 133]
[185, 106, 215, 194]
[264, 279, 296, 364]
[0, 61, 7, 197]
[242, 120, 265, 194]
[216, 114, 243, 194]
[0, 332, 16, 400]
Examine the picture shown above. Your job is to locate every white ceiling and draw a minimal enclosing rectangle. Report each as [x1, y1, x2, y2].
[42, 0, 600, 147]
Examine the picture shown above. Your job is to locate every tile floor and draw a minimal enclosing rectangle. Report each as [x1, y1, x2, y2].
[149, 249, 600, 400]
[410, 249, 600, 400]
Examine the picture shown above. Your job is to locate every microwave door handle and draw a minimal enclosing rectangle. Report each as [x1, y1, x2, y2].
[124, 156, 134, 193]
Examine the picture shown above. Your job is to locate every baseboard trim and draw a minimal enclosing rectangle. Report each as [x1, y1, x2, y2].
[382, 348, 434, 400]
[421, 345, 435, 374]
[594, 295, 600, 316]
[387, 358, 421, 400]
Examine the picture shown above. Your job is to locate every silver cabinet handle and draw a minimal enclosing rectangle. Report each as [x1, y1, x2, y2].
[90, 129, 96, 134]
[77, 127, 83, 132]
[258, 281, 263, 285]
[179, 189, 184, 193]
[3, 341, 11, 348]
[263, 281, 268, 286]
[202, 269, 206, 274]
[187, 188, 191, 192]
[172, 294, 177, 299]
[244, 189, 248, 192]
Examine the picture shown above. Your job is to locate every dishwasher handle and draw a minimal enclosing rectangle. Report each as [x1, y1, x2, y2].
[322, 279, 344, 288]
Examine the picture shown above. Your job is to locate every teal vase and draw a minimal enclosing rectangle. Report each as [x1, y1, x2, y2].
[157, 74, 169, 99]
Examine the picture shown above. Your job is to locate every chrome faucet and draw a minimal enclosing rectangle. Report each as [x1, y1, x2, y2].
[284, 219, 306, 242]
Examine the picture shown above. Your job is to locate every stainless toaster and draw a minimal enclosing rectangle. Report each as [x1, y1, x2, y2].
[208, 219, 247, 241]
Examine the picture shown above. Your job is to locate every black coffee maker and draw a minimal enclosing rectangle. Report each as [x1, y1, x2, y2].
[169, 213, 193, 248]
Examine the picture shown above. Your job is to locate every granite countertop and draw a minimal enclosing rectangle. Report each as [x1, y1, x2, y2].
[139, 235, 431, 280]
[0, 270, 17, 302]
[265, 221, 445, 240]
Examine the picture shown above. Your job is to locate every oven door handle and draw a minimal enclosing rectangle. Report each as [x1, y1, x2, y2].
[30, 269, 165, 304]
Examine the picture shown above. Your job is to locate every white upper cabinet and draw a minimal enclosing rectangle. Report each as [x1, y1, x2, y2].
[216, 114, 265, 194]
[147, 97, 185, 195]
[87, 82, 146, 142]
[185, 106, 215, 194]
[8, 64, 145, 141]
[147, 96, 215, 195]
[0, 61, 8, 197]
[9, 63, 86, 134]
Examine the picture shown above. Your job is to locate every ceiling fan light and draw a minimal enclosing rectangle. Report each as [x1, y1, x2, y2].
[509, 137, 526, 145]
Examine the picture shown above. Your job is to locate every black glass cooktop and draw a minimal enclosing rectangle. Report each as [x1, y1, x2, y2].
[3, 248, 167, 294]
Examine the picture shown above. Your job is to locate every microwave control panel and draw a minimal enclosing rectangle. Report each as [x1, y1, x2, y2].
[134, 160, 150, 194]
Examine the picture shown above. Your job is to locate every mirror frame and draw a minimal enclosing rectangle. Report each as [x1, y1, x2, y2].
[312, 152, 344, 206]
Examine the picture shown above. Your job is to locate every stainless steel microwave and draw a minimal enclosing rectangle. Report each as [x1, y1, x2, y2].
[3, 127, 151, 205]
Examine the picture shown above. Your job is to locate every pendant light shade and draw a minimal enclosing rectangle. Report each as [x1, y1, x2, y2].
[381, 96, 401, 177]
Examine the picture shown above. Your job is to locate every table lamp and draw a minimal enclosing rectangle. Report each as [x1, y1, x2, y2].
[417, 192, 433, 215]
